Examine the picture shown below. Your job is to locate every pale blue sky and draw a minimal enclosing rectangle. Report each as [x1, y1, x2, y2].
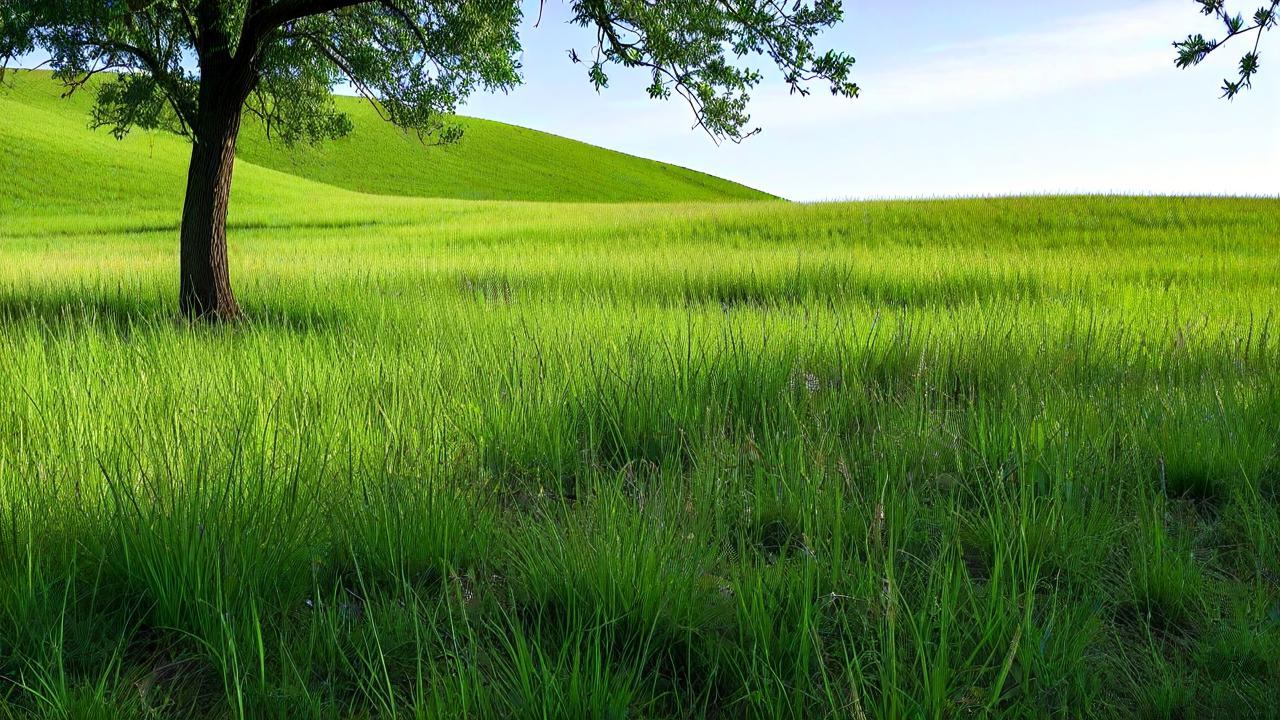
[462, 0, 1280, 200]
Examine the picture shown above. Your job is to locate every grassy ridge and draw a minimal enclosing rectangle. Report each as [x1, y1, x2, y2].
[1, 188, 1279, 717]
[235, 98, 773, 202]
[0, 70, 772, 206]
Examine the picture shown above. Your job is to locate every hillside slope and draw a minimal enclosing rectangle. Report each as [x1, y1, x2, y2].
[235, 97, 772, 202]
[0, 70, 772, 207]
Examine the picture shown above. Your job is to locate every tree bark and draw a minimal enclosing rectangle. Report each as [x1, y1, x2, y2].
[179, 95, 244, 320]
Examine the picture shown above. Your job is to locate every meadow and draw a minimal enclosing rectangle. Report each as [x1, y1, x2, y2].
[2, 72, 1280, 718]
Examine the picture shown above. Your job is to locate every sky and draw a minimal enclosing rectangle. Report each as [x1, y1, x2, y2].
[460, 0, 1280, 201]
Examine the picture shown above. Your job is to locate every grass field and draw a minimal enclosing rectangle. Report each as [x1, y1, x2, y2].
[2, 73, 1280, 718]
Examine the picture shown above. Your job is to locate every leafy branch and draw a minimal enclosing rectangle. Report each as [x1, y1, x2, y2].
[1174, 0, 1278, 97]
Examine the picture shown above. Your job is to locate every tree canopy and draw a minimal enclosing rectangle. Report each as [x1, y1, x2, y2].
[1, 1, 858, 146]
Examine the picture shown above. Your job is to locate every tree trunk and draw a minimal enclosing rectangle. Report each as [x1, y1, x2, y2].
[179, 102, 243, 320]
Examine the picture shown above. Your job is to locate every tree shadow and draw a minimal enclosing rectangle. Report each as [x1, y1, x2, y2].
[0, 292, 349, 335]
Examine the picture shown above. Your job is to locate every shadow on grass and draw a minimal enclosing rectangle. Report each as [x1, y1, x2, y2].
[0, 292, 349, 335]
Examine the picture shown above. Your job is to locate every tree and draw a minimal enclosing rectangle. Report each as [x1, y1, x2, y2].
[1174, 0, 1277, 97]
[0, 1, 857, 320]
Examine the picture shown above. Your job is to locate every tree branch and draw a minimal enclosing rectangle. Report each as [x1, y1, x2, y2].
[239, 0, 367, 64]
[94, 39, 197, 131]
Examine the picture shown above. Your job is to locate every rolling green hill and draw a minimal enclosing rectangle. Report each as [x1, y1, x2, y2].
[234, 98, 773, 202]
[0, 69, 771, 210]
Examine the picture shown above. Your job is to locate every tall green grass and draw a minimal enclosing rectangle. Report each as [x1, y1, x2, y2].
[1, 191, 1277, 717]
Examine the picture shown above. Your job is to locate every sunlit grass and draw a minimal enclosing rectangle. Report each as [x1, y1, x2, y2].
[1, 191, 1277, 718]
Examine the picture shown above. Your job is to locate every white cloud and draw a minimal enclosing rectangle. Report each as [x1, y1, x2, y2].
[752, 0, 1195, 127]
